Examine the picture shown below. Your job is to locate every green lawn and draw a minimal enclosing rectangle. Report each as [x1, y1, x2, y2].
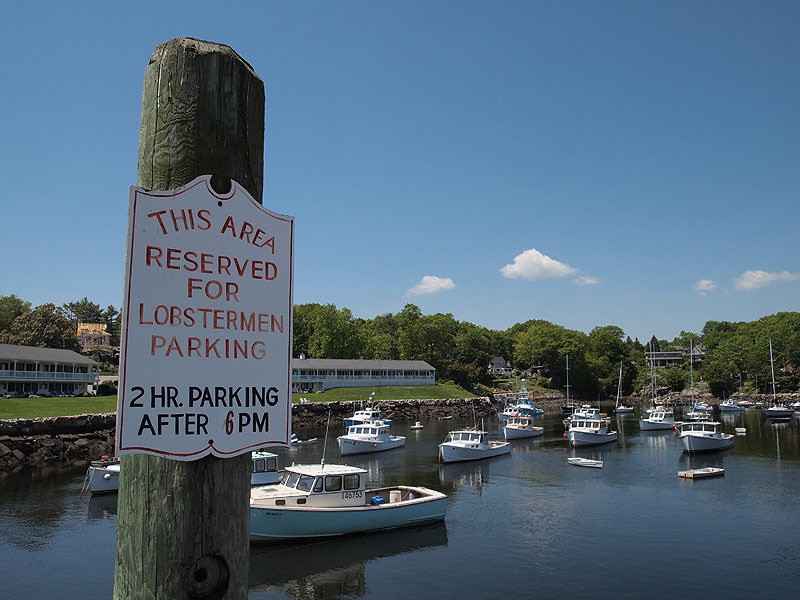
[0, 384, 474, 420]
[0, 396, 118, 420]
[292, 384, 473, 403]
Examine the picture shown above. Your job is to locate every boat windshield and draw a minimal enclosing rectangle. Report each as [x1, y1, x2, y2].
[282, 471, 300, 487]
[296, 475, 315, 492]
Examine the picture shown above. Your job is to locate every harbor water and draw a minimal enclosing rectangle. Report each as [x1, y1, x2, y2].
[2, 406, 799, 599]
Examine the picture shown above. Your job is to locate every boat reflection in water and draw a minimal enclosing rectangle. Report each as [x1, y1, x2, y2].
[438, 460, 491, 493]
[677, 448, 731, 472]
[249, 522, 448, 598]
[86, 494, 117, 520]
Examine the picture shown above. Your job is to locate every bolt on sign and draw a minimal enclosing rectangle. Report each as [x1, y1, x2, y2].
[117, 175, 294, 460]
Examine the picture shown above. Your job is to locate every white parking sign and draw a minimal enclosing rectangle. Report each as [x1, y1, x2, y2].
[117, 175, 294, 459]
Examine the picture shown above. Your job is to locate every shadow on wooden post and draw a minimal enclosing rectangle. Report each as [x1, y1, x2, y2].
[114, 37, 264, 600]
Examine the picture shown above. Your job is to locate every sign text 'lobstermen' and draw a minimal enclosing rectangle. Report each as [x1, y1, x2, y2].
[116, 176, 294, 460]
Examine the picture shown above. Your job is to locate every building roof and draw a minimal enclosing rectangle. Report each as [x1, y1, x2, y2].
[292, 358, 434, 371]
[0, 343, 98, 365]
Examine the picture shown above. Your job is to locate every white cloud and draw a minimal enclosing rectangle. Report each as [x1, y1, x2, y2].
[733, 270, 800, 290]
[693, 279, 717, 295]
[406, 275, 455, 296]
[500, 248, 578, 281]
[573, 276, 599, 286]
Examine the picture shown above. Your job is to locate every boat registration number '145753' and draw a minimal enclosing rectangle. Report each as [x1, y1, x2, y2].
[342, 491, 363, 499]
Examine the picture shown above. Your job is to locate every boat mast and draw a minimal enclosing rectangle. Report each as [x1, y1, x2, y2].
[616, 361, 623, 409]
[689, 337, 695, 410]
[769, 338, 777, 404]
[564, 354, 571, 405]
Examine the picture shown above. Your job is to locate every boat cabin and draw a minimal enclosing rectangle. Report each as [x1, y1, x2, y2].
[572, 406, 601, 419]
[571, 418, 606, 431]
[345, 422, 391, 438]
[250, 464, 368, 508]
[353, 408, 381, 421]
[506, 416, 532, 427]
[251, 451, 279, 486]
[444, 429, 485, 445]
[679, 421, 721, 435]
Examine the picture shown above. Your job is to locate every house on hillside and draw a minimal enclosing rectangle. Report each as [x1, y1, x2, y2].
[0, 343, 99, 397]
[488, 356, 512, 377]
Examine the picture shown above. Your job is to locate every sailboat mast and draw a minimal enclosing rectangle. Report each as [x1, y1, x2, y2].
[769, 338, 777, 402]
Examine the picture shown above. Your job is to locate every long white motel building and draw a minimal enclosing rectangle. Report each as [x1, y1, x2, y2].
[291, 358, 435, 393]
[0, 344, 100, 397]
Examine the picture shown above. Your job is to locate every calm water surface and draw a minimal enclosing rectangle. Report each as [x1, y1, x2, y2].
[2, 406, 799, 599]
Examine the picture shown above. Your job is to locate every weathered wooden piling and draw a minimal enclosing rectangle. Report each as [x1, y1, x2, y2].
[114, 38, 264, 600]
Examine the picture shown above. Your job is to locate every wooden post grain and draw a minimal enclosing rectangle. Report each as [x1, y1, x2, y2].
[114, 37, 264, 600]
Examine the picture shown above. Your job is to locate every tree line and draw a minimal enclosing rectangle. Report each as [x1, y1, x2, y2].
[2, 293, 797, 396]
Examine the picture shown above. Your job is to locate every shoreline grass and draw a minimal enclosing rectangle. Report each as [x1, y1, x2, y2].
[0, 384, 474, 420]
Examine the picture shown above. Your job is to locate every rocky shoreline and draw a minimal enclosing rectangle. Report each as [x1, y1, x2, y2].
[3, 391, 797, 473]
[0, 396, 503, 473]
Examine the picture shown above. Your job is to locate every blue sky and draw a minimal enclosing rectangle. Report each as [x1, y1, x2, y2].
[2, 1, 798, 343]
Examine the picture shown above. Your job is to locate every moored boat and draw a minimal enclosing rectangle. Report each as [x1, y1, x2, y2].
[337, 420, 406, 455]
[343, 406, 390, 428]
[83, 450, 281, 494]
[678, 467, 725, 479]
[567, 417, 617, 447]
[640, 408, 677, 431]
[503, 415, 544, 440]
[718, 399, 745, 413]
[677, 421, 734, 453]
[439, 427, 511, 463]
[291, 432, 318, 445]
[249, 463, 447, 542]
[567, 457, 603, 468]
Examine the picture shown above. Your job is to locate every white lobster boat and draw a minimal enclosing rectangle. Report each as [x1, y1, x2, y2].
[718, 399, 745, 413]
[83, 451, 280, 494]
[640, 409, 677, 431]
[337, 421, 406, 455]
[677, 421, 734, 453]
[503, 415, 544, 440]
[567, 418, 617, 447]
[249, 463, 447, 542]
[439, 427, 511, 463]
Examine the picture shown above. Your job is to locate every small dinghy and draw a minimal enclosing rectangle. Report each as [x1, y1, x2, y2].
[410, 421, 424, 430]
[678, 467, 725, 479]
[567, 457, 603, 468]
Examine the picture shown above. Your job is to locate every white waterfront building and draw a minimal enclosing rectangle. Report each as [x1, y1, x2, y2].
[291, 358, 435, 393]
[0, 344, 100, 397]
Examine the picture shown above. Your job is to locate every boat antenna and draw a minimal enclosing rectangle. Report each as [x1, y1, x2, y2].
[320, 409, 331, 470]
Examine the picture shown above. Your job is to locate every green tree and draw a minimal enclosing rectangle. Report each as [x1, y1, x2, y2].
[419, 313, 458, 371]
[0, 294, 31, 332]
[62, 297, 104, 323]
[307, 304, 363, 359]
[395, 304, 424, 360]
[103, 305, 121, 346]
[0, 303, 80, 350]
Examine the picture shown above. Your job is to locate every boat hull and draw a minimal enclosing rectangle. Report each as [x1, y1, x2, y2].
[86, 464, 120, 494]
[250, 487, 446, 542]
[679, 433, 734, 453]
[503, 426, 543, 440]
[764, 407, 794, 419]
[567, 430, 618, 447]
[338, 436, 406, 455]
[439, 442, 511, 463]
[568, 457, 603, 468]
[639, 419, 675, 431]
